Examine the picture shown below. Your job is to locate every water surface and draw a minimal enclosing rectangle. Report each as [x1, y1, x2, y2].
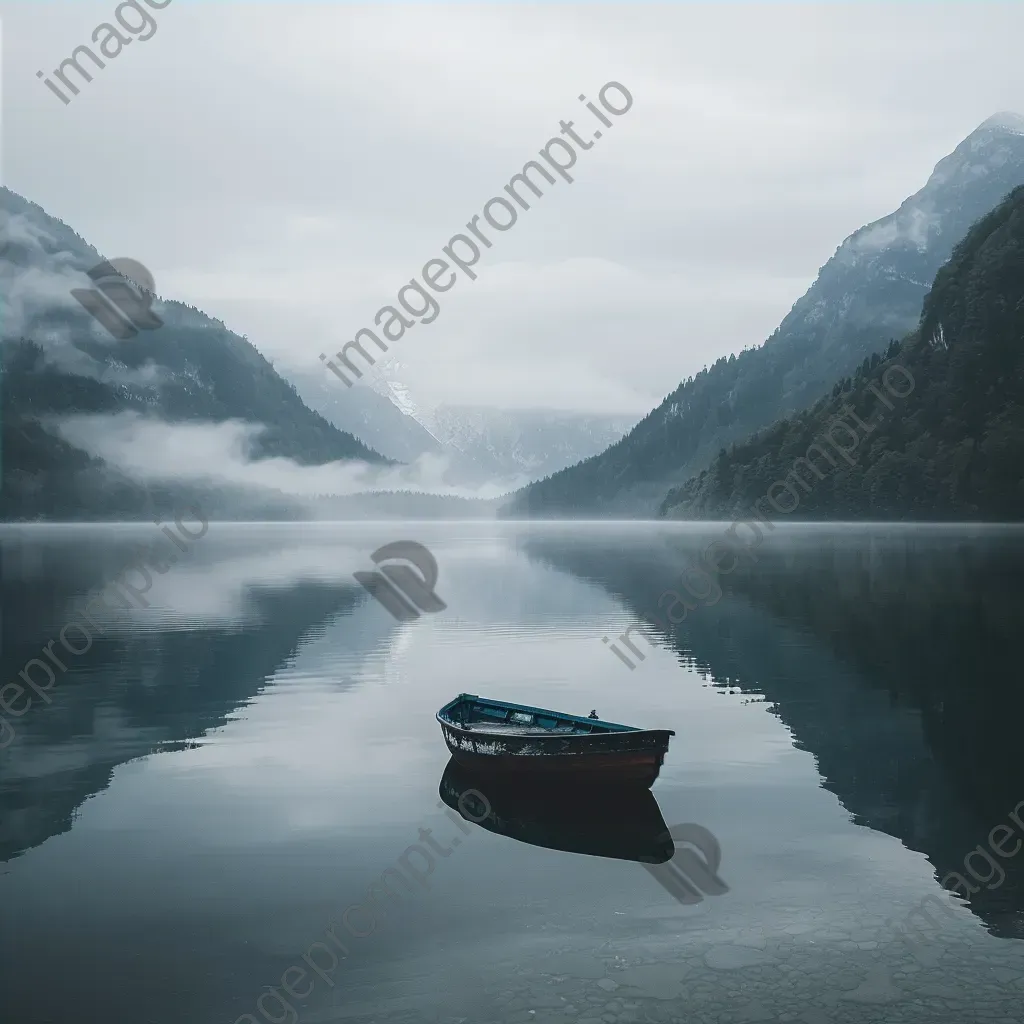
[2, 522, 1023, 1024]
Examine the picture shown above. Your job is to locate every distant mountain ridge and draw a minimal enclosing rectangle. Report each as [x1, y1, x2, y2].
[431, 405, 635, 484]
[502, 113, 1024, 518]
[287, 365, 444, 465]
[290, 361, 635, 485]
[0, 187, 389, 520]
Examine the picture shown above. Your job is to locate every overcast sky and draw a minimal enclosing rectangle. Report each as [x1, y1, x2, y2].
[4, 2, 1024, 416]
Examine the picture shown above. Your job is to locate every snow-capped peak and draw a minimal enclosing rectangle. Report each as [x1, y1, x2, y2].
[979, 111, 1024, 136]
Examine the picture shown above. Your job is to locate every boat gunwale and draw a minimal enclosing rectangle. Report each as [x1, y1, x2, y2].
[436, 693, 676, 739]
[438, 719, 676, 744]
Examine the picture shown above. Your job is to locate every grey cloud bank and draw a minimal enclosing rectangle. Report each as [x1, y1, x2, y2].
[10, 4, 1024, 414]
[319, 82, 634, 389]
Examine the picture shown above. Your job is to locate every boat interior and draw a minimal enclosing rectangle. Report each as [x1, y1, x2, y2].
[439, 694, 636, 735]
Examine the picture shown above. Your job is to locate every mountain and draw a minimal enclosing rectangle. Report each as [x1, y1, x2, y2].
[309, 489, 499, 519]
[430, 405, 635, 485]
[660, 183, 1024, 521]
[502, 113, 1024, 518]
[286, 365, 443, 465]
[0, 187, 389, 521]
[289, 364, 634, 485]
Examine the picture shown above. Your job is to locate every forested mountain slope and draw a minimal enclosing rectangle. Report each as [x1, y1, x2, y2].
[503, 113, 1024, 518]
[660, 184, 1024, 521]
[0, 187, 388, 520]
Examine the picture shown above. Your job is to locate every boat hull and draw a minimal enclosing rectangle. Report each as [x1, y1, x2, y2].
[438, 720, 672, 787]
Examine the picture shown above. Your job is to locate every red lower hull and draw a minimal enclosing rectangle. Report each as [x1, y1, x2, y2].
[443, 742, 667, 788]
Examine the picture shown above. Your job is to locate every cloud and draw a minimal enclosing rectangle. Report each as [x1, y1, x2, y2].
[6, 3, 1024, 415]
[51, 412, 516, 500]
[852, 208, 943, 254]
[0, 209, 171, 386]
[1, 212, 90, 334]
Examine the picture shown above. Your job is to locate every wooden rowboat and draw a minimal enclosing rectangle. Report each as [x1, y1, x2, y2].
[436, 693, 675, 788]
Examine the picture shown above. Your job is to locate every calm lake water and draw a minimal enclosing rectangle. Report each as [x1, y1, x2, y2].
[2, 522, 1024, 1024]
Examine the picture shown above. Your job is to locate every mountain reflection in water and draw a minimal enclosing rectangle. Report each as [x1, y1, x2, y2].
[523, 523, 1024, 938]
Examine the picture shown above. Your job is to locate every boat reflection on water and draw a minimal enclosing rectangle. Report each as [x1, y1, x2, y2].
[438, 759, 729, 905]
[439, 757, 674, 862]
